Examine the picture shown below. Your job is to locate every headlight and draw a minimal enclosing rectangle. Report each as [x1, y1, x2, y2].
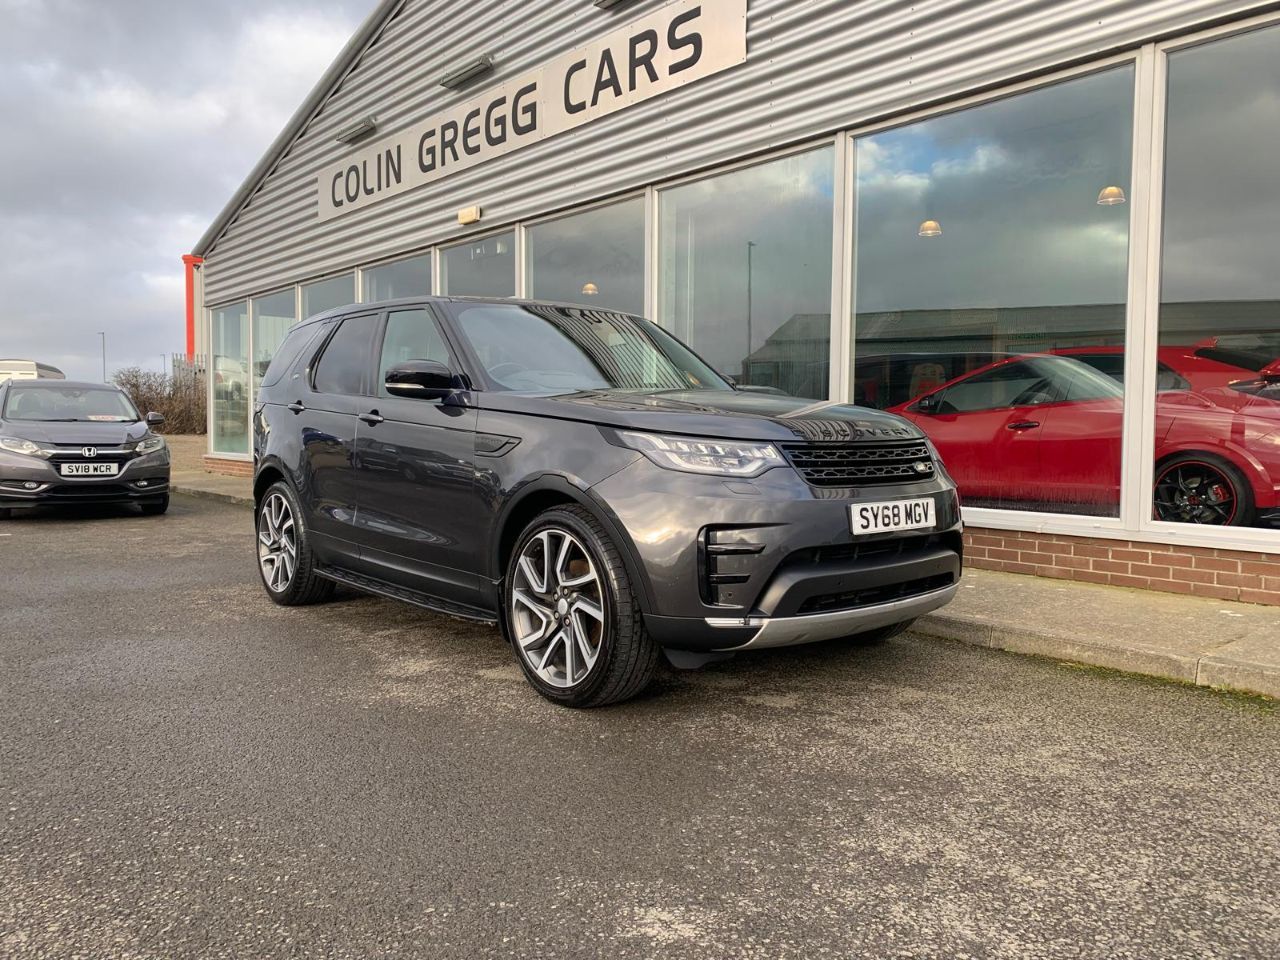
[618, 430, 785, 478]
[0, 436, 43, 457]
[135, 435, 166, 456]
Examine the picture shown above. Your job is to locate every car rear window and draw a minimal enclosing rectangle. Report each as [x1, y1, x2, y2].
[260, 322, 327, 389]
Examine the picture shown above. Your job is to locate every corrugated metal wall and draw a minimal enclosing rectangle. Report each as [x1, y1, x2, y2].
[201, 0, 1273, 305]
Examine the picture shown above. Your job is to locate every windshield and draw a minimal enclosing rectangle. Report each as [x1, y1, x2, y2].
[452, 304, 731, 393]
[3, 385, 139, 422]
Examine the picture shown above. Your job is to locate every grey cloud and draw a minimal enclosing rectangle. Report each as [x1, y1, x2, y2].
[0, 0, 372, 380]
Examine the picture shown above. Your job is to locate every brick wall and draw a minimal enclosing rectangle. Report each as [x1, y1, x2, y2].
[965, 527, 1280, 605]
[203, 455, 253, 478]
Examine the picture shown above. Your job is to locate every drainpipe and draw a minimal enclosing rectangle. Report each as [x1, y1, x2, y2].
[182, 254, 204, 362]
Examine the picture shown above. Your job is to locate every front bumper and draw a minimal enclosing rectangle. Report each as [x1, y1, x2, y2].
[0, 449, 170, 506]
[590, 457, 963, 652]
[705, 582, 959, 650]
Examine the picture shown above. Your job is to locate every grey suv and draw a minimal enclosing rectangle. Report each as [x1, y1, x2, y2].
[0, 379, 170, 517]
[253, 299, 962, 706]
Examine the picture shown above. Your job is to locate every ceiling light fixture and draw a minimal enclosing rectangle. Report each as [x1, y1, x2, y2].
[1096, 185, 1127, 206]
[334, 116, 378, 144]
[439, 55, 495, 90]
[582, 282, 600, 296]
[918, 219, 942, 238]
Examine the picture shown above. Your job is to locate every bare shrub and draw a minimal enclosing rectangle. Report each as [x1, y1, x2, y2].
[112, 365, 206, 434]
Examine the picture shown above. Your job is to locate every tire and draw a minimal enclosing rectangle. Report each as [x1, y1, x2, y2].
[841, 619, 915, 646]
[504, 504, 658, 708]
[0, 508, 10, 520]
[1153, 453, 1255, 526]
[139, 495, 169, 516]
[256, 480, 334, 606]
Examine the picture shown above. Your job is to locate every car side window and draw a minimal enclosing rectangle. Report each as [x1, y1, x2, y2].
[313, 314, 378, 396]
[261, 323, 324, 389]
[936, 362, 1047, 413]
[377, 309, 453, 398]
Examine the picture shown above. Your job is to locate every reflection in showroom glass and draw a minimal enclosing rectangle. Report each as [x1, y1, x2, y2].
[852, 66, 1135, 517]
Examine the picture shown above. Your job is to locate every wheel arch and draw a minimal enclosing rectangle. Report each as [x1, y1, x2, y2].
[253, 458, 290, 507]
[493, 476, 656, 616]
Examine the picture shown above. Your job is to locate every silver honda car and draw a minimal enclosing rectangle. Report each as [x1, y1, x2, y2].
[0, 379, 171, 517]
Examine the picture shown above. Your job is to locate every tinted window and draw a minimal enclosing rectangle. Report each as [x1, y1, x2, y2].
[378, 309, 452, 397]
[940, 362, 1050, 413]
[261, 323, 323, 389]
[313, 314, 378, 396]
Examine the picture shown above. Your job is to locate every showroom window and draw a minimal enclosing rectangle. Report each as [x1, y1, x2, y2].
[441, 231, 515, 297]
[301, 273, 355, 319]
[211, 301, 249, 455]
[851, 65, 1135, 517]
[251, 289, 297, 395]
[1153, 23, 1280, 531]
[658, 148, 834, 399]
[527, 198, 645, 315]
[362, 254, 433, 302]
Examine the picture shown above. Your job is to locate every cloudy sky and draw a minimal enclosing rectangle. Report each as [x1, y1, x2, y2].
[0, 0, 373, 381]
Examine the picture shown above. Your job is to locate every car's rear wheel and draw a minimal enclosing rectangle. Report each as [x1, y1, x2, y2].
[139, 495, 169, 516]
[504, 505, 658, 707]
[1153, 453, 1254, 526]
[257, 481, 334, 605]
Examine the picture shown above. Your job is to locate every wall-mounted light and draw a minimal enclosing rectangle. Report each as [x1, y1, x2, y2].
[918, 219, 942, 238]
[457, 205, 483, 225]
[1096, 185, 1127, 206]
[334, 116, 377, 144]
[439, 55, 494, 90]
[581, 282, 600, 296]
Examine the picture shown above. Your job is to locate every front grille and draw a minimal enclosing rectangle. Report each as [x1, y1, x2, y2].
[783, 440, 933, 487]
[797, 572, 955, 616]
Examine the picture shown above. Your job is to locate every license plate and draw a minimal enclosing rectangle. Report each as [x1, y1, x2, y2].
[60, 462, 119, 477]
[851, 498, 934, 535]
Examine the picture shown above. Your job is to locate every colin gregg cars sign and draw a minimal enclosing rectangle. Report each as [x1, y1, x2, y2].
[318, 0, 747, 220]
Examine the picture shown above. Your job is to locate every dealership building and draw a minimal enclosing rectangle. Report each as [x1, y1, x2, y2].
[190, 0, 1280, 603]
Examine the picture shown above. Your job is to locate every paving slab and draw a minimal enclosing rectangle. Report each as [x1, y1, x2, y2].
[917, 567, 1280, 699]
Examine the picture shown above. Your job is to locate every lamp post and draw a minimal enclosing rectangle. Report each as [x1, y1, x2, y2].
[99, 332, 107, 382]
[745, 240, 758, 382]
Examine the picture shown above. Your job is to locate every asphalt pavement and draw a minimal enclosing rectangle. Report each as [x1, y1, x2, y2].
[2, 496, 1278, 960]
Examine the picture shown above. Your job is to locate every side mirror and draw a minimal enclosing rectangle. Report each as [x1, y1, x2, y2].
[385, 360, 459, 400]
[914, 393, 940, 414]
[1261, 360, 1280, 383]
[146, 411, 165, 426]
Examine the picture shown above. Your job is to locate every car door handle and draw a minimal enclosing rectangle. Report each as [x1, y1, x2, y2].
[359, 411, 385, 425]
[1007, 420, 1041, 431]
[287, 401, 306, 414]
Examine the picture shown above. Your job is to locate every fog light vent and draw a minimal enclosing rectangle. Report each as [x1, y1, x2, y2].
[24, 481, 40, 490]
[701, 528, 768, 608]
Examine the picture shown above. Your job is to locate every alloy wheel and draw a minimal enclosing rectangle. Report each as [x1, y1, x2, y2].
[258, 493, 298, 591]
[1153, 461, 1236, 525]
[510, 528, 606, 689]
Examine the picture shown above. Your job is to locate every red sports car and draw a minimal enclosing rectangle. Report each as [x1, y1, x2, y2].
[889, 354, 1280, 526]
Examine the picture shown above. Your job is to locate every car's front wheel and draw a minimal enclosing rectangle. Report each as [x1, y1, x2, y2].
[504, 505, 658, 707]
[139, 495, 169, 516]
[256, 481, 334, 605]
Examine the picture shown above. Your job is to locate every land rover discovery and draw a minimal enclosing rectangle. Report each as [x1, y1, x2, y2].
[253, 298, 962, 706]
